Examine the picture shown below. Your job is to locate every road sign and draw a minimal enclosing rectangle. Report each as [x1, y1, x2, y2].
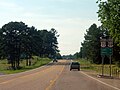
[101, 47, 112, 56]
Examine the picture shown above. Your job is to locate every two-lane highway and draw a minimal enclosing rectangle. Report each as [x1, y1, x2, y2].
[0, 60, 120, 90]
[51, 60, 119, 90]
[0, 60, 65, 90]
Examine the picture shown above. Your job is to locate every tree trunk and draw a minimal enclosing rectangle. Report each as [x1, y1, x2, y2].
[29, 58, 31, 66]
[26, 59, 29, 66]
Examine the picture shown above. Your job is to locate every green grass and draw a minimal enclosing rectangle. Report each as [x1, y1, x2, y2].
[76, 59, 120, 77]
[76, 59, 92, 69]
[0, 57, 51, 74]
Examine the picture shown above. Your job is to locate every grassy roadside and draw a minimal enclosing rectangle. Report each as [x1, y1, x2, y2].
[76, 59, 120, 77]
[0, 57, 51, 74]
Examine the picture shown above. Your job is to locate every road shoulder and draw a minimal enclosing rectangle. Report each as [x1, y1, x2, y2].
[81, 70, 120, 90]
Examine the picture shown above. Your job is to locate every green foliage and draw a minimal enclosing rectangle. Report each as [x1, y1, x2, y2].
[56, 53, 62, 59]
[77, 59, 91, 65]
[62, 54, 74, 59]
[80, 24, 104, 64]
[113, 44, 120, 65]
[39, 28, 59, 58]
[0, 21, 59, 69]
[97, 0, 120, 46]
[97, 0, 120, 66]
[74, 22, 120, 66]
[74, 52, 80, 59]
[1, 21, 28, 69]
[0, 57, 51, 74]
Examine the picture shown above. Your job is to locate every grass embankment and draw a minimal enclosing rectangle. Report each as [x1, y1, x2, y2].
[77, 59, 120, 77]
[0, 57, 51, 74]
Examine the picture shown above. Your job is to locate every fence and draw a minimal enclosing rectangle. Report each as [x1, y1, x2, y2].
[81, 64, 120, 79]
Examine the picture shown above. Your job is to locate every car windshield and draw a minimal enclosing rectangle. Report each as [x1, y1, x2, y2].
[72, 62, 79, 65]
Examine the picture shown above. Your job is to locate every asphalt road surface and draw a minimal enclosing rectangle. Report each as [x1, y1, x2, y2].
[0, 60, 119, 90]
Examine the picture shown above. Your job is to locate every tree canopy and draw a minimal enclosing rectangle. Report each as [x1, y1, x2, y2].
[97, 0, 120, 46]
[80, 24, 104, 63]
[0, 21, 60, 69]
[74, 23, 120, 65]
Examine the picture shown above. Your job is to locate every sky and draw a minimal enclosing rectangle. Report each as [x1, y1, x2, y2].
[0, 0, 101, 55]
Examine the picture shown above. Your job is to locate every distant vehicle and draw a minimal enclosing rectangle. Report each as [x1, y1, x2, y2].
[53, 59, 58, 62]
[70, 62, 80, 71]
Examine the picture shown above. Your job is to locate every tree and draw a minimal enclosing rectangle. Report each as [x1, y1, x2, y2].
[56, 53, 62, 59]
[97, 0, 120, 46]
[85, 24, 101, 63]
[39, 28, 59, 58]
[73, 52, 80, 59]
[49, 28, 59, 58]
[22, 26, 42, 66]
[0, 28, 5, 59]
[97, 0, 120, 66]
[80, 24, 106, 63]
[112, 44, 120, 67]
[0, 21, 60, 69]
[1, 21, 28, 69]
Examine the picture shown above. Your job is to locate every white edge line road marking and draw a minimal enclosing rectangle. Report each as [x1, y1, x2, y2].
[0, 61, 53, 77]
[0, 65, 54, 85]
[80, 71, 120, 90]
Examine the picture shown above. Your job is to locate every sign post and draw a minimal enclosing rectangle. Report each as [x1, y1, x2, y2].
[100, 37, 113, 77]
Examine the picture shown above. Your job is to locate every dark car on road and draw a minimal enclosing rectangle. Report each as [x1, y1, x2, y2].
[70, 62, 80, 71]
[53, 59, 58, 62]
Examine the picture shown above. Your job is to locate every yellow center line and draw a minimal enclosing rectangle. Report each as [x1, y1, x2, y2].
[0, 66, 53, 85]
[45, 65, 65, 90]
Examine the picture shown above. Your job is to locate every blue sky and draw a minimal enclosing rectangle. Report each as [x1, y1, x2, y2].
[0, 0, 101, 55]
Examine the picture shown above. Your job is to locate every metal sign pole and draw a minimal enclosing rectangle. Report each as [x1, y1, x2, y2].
[100, 36, 113, 78]
[110, 55, 112, 77]
[102, 55, 104, 76]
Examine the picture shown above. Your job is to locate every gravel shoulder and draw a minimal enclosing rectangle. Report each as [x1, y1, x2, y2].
[82, 69, 120, 90]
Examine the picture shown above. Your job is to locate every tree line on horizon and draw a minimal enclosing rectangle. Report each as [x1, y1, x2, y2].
[0, 21, 61, 69]
[74, 0, 120, 67]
